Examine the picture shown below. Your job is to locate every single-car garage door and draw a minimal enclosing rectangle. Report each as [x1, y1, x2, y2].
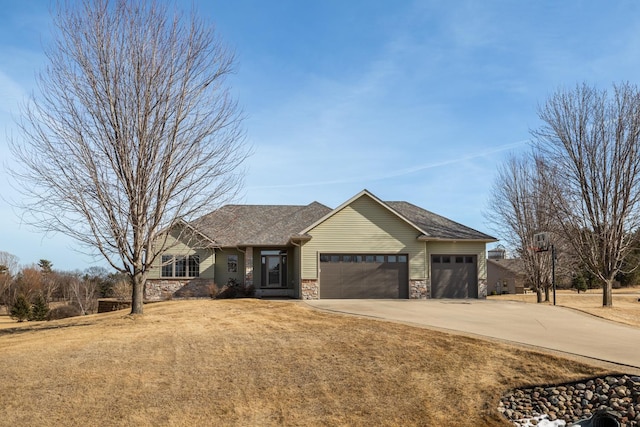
[431, 255, 478, 298]
[319, 254, 408, 299]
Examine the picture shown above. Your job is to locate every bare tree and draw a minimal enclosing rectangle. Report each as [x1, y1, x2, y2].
[0, 251, 20, 276]
[66, 272, 99, 315]
[486, 152, 554, 302]
[0, 251, 20, 309]
[10, 0, 247, 314]
[533, 82, 640, 307]
[8, 265, 44, 305]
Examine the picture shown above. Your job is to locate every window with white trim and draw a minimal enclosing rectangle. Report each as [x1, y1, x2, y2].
[161, 254, 200, 278]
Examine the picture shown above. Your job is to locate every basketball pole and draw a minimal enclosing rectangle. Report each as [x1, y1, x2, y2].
[533, 232, 556, 305]
[552, 244, 556, 306]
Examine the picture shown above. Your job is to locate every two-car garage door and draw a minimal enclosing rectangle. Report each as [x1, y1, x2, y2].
[319, 254, 408, 299]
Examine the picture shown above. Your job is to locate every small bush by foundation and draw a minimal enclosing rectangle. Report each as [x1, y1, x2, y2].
[215, 283, 255, 299]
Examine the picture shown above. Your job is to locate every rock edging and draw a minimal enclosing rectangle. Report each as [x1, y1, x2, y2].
[499, 374, 640, 426]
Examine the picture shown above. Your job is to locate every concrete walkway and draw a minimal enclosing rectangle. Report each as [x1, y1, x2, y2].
[304, 299, 640, 371]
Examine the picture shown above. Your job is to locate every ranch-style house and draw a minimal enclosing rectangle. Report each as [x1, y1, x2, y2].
[146, 189, 496, 300]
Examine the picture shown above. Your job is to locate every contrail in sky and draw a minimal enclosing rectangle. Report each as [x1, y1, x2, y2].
[249, 139, 528, 190]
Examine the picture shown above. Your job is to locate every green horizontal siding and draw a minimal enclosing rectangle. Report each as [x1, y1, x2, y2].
[215, 248, 244, 287]
[302, 195, 426, 279]
[148, 226, 215, 279]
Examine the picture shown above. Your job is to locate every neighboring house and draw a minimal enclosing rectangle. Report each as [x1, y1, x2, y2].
[486, 258, 527, 294]
[146, 189, 496, 300]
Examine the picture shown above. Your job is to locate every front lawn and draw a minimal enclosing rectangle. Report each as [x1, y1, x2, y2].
[0, 300, 610, 426]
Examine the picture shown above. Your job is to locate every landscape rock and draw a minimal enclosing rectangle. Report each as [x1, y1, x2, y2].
[501, 374, 640, 426]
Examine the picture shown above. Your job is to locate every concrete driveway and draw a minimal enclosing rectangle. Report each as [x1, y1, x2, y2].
[304, 299, 640, 372]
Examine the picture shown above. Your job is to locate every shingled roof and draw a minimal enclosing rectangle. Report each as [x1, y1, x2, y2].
[487, 258, 526, 275]
[190, 202, 332, 246]
[385, 201, 495, 241]
[187, 192, 495, 247]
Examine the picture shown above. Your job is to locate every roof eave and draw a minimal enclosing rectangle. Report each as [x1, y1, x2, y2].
[418, 235, 498, 243]
[231, 242, 291, 248]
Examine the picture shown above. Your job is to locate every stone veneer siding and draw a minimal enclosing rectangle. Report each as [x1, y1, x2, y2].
[301, 278, 485, 300]
[301, 279, 319, 300]
[409, 279, 429, 299]
[478, 278, 487, 299]
[145, 279, 216, 300]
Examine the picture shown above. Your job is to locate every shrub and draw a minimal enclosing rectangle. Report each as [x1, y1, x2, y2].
[214, 284, 236, 299]
[207, 283, 219, 298]
[215, 283, 255, 299]
[30, 293, 49, 321]
[10, 294, 31, 322]
[47, 304, 82, 320]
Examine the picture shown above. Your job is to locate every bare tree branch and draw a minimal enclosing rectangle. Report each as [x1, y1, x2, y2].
[533, 82, 640, 307]
[9, 0, 247, 314]
[486, 151, 555, 302]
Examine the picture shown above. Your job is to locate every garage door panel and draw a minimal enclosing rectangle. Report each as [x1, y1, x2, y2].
[319, 261, 343, 298]
[431, 255, 477, 299]
[319, 254, 408, 299]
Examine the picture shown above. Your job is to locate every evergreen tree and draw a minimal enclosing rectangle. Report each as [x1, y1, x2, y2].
[38, 259, 53, 274]
[10, 295, 31, 322]
[30, 293, 49, 321]
[572, 274, 588, 294]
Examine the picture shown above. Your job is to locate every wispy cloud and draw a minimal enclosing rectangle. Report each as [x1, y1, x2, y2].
[248, 139, 527, 190]
[0, 69, 25, 114]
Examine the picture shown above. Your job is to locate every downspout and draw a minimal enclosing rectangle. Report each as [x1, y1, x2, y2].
[424, 239, 429, 299]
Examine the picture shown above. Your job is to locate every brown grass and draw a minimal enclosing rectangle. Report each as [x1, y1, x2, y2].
[0, 300, 612, 426]
[489, 287, 640, 328]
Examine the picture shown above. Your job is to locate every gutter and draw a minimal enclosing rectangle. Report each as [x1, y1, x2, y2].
[417, 235, 498, 243]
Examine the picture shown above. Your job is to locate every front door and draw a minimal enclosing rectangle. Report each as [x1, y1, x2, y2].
[261, 252, 287, 288]
[266, 255, 281, 287]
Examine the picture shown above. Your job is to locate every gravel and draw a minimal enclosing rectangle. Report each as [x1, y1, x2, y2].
[499, 374, 640, 426]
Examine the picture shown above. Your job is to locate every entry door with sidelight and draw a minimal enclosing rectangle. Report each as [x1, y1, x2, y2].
[261, 251, 287, 288]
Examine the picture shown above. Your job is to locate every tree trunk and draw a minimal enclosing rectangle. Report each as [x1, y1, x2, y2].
[8, 1, 246, 324]
[544, 285, 550, 302]
[536, 287, 543, 303]
[131, 271, 145, 315]
[602, 279, 613, 307]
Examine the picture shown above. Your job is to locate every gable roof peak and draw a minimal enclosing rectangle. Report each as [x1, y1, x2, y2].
[300, 189, 426, 235]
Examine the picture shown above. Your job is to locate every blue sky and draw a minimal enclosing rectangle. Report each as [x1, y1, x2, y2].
[2, 1, 640, 271]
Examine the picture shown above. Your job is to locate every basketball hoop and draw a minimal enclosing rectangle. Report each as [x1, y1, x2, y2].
[532, 232, 550, 252]
[527, 246, 544, 253]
